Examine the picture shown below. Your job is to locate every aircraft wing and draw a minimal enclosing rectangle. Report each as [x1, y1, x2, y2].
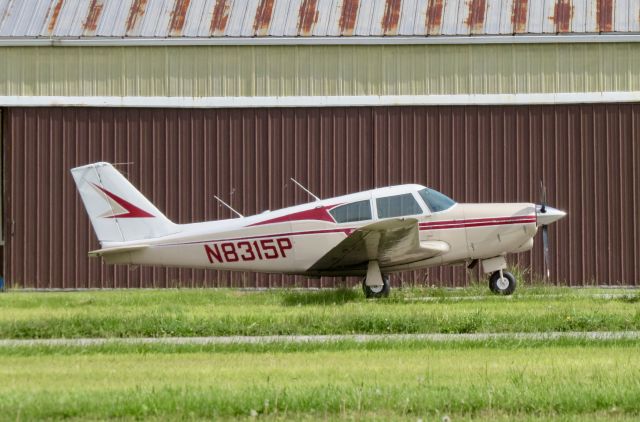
[309, 218, 449, 272]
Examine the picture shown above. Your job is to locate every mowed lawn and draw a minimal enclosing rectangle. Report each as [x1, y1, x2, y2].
[1, 341, 640, 420]
[0, 287, 639, 338]
[2, 287, 640, 420]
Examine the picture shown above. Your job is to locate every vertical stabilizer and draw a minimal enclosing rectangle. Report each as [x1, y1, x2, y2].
[70, 162, 179, 244]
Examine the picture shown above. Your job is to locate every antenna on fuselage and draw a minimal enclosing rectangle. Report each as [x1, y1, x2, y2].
[213, 195, 244, 218]
[290, 178, 321, 201]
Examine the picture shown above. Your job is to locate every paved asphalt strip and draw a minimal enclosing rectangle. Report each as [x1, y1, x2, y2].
[1, 331, 639, 347]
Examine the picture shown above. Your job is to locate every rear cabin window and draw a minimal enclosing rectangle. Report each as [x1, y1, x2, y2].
[329, 200, 372, 223]
[376, 194, 423, 218]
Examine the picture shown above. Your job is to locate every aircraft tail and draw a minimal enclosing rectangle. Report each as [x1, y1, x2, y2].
[70, 162, 179, 245]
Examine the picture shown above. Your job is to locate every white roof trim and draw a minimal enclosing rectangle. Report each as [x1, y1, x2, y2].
[2, 92, 640, 108]
[2, 34, 640, 47]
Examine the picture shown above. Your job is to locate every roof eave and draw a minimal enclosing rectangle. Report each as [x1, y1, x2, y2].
[2, 34, 640, 47]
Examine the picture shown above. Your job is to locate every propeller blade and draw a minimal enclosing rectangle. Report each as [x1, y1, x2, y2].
[539, 180, 547, 213]
[542, 224, 550, 281]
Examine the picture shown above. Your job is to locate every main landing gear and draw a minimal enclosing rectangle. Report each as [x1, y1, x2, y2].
[362, 260, 390, 298]
[363, 274, 390, 298]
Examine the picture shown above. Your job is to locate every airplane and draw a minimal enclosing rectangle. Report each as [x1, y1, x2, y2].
[71, 162, 566, 298]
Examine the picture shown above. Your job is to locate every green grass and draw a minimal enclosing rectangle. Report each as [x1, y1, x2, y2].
[1, 288, 639, 338]
[3, 287, 640, 420]
[2, 342, 639, 420]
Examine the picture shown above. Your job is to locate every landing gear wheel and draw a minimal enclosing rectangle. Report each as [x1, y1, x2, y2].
[362, 274, 390, 298]
[489, 271, 516, 295]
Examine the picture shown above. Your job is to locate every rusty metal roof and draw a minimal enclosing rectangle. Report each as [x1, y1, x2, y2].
[0, 0, 638, 40]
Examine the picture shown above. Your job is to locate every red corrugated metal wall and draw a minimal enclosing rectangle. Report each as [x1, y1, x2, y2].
[3, 105, 639, 288]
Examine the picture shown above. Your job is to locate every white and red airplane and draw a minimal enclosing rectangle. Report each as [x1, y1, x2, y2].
[71, 162, 566, 297]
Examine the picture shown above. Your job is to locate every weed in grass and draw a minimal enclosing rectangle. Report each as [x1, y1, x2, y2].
[281, 288, 361, 306]
[619, 293, 640, 304]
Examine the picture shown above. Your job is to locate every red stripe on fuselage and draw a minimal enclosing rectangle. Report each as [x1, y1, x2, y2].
[420, 215, 536, 230]
[248, 206, 336, 226]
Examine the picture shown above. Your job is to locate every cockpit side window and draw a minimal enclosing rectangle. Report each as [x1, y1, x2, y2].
[418, 188, 456, 213]
[329, 200, 372, 223]
[376, 193, 423, 219]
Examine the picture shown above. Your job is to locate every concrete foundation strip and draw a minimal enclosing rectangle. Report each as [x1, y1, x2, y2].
[1, 331, 639, 347]
[405, 293, 639, 302]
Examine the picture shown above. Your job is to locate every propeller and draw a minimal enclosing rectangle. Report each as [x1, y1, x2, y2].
[539, 180, 550, 281]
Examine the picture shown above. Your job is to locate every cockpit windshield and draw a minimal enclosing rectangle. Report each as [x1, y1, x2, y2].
[418, 188, 456, 213]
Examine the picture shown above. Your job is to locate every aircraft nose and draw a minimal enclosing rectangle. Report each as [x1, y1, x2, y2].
[536, 205, 567, 225]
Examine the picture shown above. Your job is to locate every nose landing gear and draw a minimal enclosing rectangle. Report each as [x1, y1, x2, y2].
[489, 270, 516, 295]
[481, 257, 516, 295]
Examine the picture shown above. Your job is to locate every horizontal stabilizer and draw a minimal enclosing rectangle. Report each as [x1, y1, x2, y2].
[88, 244, 149, 258]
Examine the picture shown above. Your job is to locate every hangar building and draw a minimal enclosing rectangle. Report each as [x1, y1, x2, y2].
[0, 0, 638, 288]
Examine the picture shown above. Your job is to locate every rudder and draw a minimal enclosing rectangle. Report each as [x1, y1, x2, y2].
[71, 162, 179, 245]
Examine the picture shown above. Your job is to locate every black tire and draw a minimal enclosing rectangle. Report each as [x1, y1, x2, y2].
[489, 271, 516, 295]
[362, 274, 390, 298]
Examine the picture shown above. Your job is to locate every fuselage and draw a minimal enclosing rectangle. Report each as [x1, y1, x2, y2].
[103, 184, 540, 276]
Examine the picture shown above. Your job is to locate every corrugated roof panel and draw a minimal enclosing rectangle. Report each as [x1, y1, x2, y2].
[575, 0, 589, 33]
[484, 0, 503, 34]
[354, 0, 374, 36]
[312, 0, 334, 36]
[238, 0, 260, 36]
[25, 0, 53, 36]
[409, 0, 427, 35]
[508, 0, 526, 34]
[541, 0, 557, 34]
[124, 0, 149, 36]
[282, 0, 302, 36]
[440, 0, 459, 35]
[59, 0, 90, 37]
[597, 0, 615, 32]
[152, 0, 176, 37]
[138, 0, 166, 36]
[99, 0, 132, 36]
[0, 0, 12, 33]
[368, 0, 385, 36]
[397, 0, 417, 35]
[41, 0, 64, 36]
[268, 0, 290, 36]
[380, 0, 402, 36]
[82, 0, 106, 36]
[168, 0, 193, 36]
[526, 0, 544, 33]
[423, 0, 444, 35]
[252, 0, 276, 36]
[0, 0, 639, 40]
[613, 0, 628, 32]
[465, 0, 488, 35]
[0, 0, 42, 36]
[551, 0, 574, 33]
[338, 0, 359, 36]
[628, 0, 640, 32]
[224, 0, 246, 36]
[181, 0, 206, 36]
[0, 0, 13, 36]
[202, 0, 233, 36]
